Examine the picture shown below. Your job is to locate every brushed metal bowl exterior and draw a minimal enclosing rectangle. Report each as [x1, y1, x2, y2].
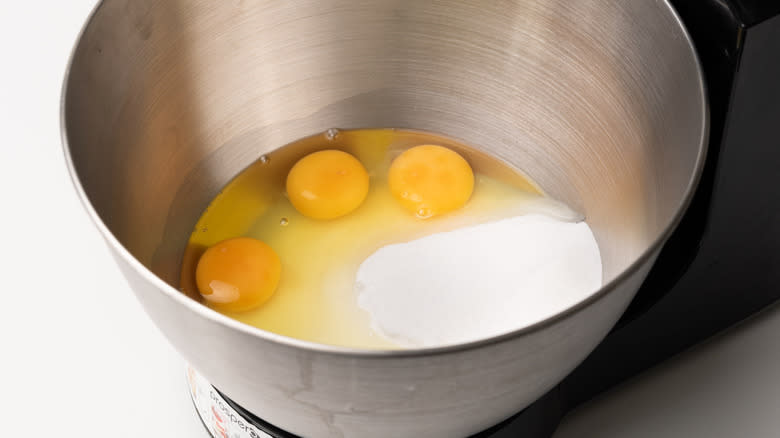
[61, 1, 707, 436]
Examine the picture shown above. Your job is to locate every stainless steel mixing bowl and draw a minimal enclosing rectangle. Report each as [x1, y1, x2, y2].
[61, 1, 707, 436]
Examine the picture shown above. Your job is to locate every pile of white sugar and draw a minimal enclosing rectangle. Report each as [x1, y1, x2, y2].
[355, 214, 602, 348]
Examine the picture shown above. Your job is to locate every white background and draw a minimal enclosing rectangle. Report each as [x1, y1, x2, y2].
[1, 1, 778, 436]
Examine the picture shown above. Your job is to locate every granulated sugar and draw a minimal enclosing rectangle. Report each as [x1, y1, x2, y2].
[356, 214, 602, 348]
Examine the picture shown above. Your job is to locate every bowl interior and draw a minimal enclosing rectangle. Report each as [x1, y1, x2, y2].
[64, 0, 706, 329]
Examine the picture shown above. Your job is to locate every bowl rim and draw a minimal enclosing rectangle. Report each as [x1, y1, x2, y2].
[60, 0, 709, 359]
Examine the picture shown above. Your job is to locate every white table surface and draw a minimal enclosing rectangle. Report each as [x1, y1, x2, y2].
[2, 2, 778, 436]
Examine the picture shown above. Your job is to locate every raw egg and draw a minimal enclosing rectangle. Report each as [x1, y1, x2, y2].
[286, 150, 369, 220]
[181, 129, 548, 348]
[195, 237, 281, 312]
[388, 145, 474, 218]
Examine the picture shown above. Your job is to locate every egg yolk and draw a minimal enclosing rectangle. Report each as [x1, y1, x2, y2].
[388, 145, 474, 218]
[195, 237, 281, 312]
[286, 150, 370, 220]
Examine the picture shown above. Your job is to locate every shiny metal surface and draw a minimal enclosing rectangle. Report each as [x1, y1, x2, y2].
[61, 1, 707, 437]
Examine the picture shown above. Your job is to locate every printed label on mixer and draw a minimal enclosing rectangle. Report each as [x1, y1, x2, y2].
[187, 365, 273, 438]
